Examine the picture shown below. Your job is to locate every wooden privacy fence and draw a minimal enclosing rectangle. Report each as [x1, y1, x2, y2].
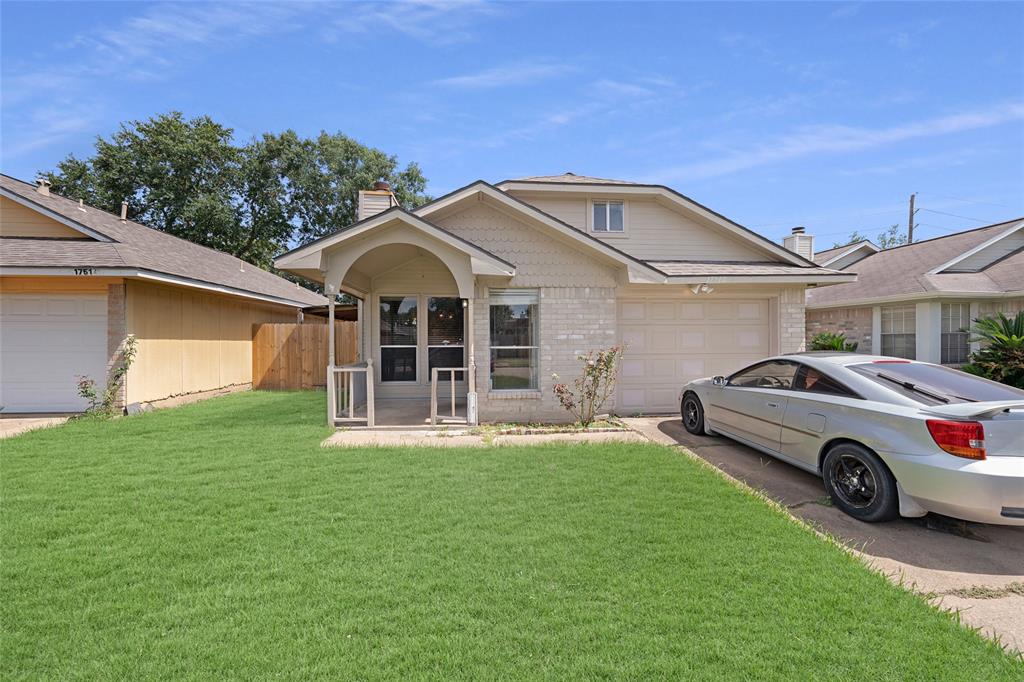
[252, 321, 358, 390]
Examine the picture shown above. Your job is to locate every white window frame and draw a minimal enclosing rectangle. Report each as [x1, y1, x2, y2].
[880, 304, 916, 359]
[940, 302, 971, 365]
[589, 200, 626, 235]
[427, 296, 466, 383]
[378, 294, 419, 384]
[488, 288, 540, 392]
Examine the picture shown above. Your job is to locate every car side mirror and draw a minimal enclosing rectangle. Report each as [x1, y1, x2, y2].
[712, 375, 727, 387]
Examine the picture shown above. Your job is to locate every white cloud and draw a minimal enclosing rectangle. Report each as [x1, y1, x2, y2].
[650, 102, 1024, 183]
[432, 60, 575, 89]
[327, 0, 502, 46]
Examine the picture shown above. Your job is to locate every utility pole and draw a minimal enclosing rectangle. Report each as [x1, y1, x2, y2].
[908, 193, 917, 243]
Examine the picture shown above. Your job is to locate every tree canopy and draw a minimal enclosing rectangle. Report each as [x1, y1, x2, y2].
[832, 224, 909, 250]
[42, 112, 430, 269]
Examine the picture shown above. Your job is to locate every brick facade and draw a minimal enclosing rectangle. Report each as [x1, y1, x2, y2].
[805, 306, 872, 352]
[473, 285, 618, 423]
[105, 283, 128, 410]
[779, 287, 808, 353]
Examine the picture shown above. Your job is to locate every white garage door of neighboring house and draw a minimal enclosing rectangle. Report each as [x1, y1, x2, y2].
[1, 293, 108, 413]
[617, 298, 772, 414]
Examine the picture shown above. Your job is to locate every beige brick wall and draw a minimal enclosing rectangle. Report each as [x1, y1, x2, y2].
[805, 306, 872, 352]
[779, 287, 807, 353]
[473, 285, 618, 423]
[978, 297, 1024, 318]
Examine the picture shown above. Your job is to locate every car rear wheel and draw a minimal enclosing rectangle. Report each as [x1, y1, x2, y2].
[681, 393, 705, 435]
[822, 443, 899, 522]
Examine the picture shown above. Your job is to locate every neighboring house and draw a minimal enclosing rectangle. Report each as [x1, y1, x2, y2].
[276, 173, 853, 425]
[0, 175, 323, 413]
[804, 218, 1024, 364]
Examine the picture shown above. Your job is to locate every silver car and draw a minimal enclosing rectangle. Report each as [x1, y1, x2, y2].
[680, 353, 1024, 525]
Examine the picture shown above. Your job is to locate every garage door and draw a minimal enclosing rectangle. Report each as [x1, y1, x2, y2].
[1, 293, 108, 413]
[617, 298, 772, 414]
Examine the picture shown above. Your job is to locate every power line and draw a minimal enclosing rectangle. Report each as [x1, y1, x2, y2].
[918, 192, 1015, 210]
[918, 208, 991, 223]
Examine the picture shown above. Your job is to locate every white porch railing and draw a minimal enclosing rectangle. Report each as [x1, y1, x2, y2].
[430, 367, 469, 427]
[328, 360, 374, 427]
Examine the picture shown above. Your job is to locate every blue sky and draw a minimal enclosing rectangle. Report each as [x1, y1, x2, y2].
[2, 1, 1022, 246]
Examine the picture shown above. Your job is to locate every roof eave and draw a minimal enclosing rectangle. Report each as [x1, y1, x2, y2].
[806, 288, 1024, 310]
[663, 274, 857, 285]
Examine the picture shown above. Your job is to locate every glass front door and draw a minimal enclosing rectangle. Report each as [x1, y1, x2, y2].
[377, 295, 464, 385]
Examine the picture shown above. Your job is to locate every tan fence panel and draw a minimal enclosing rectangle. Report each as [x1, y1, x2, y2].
[252, 321, 358, 390]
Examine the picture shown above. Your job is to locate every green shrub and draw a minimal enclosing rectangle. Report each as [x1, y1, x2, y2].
[961, 312, 1024, 388]
[809, 332, 858, 352]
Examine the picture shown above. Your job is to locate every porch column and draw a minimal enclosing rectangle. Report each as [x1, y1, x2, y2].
[326, 286, 336, 426]
[466, 296, 478, 425]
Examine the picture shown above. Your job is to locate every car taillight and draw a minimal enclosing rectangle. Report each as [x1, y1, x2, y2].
[926, 420, 986, 460]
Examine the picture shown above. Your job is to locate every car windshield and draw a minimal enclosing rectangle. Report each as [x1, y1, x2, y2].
[850, 362, 1024, 405]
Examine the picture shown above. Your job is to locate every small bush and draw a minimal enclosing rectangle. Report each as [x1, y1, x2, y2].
[552, 345, 624, 427]
[76, 335, 138, 417]
[961, 312, 1024, 388]
[809, 332, 858, 352]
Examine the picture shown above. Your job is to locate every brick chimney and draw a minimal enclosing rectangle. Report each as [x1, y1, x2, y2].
[783, 226, 815, 260]
[357, 180, 398, 221]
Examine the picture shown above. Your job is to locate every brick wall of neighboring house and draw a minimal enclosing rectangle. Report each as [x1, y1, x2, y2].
[978, 297, 1024, 318]
[780, 287, 807, 353]
[106, 283, 128, 410]
[805, 306, 872, 352]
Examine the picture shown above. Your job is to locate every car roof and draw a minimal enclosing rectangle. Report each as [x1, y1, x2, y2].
[779, 352, 913, 367]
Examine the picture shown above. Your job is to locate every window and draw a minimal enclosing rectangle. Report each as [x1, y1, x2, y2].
[592, 201, 624, 232]
[941, 303, 970, 364]
[428, 297, 464, 382]
[728, 361, 798, 389]
[793, 365, 859, 398]
[850, 361, 1024, 405]
[489, 289, 539, 390]
[379, 296, 417, 382]
[881, 305, 916, 359]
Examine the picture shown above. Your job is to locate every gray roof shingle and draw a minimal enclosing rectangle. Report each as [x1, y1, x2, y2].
[511, 172, 639, 185]
[1, 175, 323, 306]
[807, 218, 1024, 307]
[648, 260, 850, 277]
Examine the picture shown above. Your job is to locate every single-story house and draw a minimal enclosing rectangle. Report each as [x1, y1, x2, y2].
[275, 174, 854, 426]
[0, 175, 324, 413]
[804, 218, 1024, 363]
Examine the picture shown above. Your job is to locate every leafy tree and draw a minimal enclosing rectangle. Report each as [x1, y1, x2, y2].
[961, 312, 1024, 388]
[832, 224, 908, 250]
[42, 112, 430, 269]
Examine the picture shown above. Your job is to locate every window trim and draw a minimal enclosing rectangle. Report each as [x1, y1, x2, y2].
[488, 288, 540, 392]
[378, 294, 419, 384]
[589, 199, 627, 236]
[880, 304, 917, 360]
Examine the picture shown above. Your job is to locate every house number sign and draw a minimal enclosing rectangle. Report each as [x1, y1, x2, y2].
[74, 268, 96, 275]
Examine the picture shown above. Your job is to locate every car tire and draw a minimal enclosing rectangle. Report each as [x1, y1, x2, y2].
[681, 392, 705, 435]
[822, 443, 899, 523]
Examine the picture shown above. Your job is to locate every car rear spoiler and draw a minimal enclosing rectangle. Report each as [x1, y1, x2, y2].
[921, 401, 1024, 420]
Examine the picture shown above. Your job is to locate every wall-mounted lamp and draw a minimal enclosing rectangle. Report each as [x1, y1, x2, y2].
[690, 283, 715, 295]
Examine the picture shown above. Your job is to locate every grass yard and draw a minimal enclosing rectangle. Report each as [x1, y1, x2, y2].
[2, 391, 1020, 680]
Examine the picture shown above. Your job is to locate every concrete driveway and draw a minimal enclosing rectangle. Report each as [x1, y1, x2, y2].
[626, 416, 1024, 653]
[0, 415, 70, 439]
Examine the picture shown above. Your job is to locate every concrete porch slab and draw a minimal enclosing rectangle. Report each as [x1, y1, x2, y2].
[323, 427, 647, 448]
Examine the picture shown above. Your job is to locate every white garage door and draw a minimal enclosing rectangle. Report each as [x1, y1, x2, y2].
[617, 297, 772, 414]
[1, 293, 108, 413]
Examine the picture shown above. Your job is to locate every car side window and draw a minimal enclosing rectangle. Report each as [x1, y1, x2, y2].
[793, 365, 858, 397]
[727, 361, 798, 390]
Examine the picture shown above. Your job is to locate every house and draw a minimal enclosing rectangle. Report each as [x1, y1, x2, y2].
[275, 174, 854, 426]
[0, 175, 324, 413]
[804, 218, 1024, 363]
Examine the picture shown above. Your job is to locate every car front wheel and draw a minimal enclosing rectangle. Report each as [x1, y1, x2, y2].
[822, 443, 899, 522]
[681, 393, 705, 435]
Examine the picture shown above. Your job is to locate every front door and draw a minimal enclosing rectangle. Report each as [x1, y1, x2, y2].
[376, 294, 465, 397]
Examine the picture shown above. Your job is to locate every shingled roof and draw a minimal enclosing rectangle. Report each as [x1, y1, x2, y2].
[807, 218, 1024, 308]
[1, 175, 323, 307]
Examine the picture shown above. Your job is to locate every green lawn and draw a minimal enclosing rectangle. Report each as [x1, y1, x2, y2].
[2, 391, 1019, 680]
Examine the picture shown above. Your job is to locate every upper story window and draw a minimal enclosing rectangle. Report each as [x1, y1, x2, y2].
[592, 201, 624, 233]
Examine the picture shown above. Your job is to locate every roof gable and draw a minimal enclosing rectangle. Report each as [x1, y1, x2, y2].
[814, 240, 880, 267]
[929, 220, 1024, 274]
[495, 179, 811, 267]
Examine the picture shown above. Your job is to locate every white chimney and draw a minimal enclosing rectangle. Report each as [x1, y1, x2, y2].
[35, 178, 51, 196]
[357, 180, 398, 221]
[783, 226, 815, 260]
[120, 201, 128, 221]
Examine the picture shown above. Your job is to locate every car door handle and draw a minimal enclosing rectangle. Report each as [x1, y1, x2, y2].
[766, 402, 780, 408]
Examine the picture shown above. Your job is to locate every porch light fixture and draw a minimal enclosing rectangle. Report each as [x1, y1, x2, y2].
[461, 299, 468, 308]
[690, 283, 714, 295]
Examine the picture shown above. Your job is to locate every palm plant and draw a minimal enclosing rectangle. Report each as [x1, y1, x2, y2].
[961, 312, 1024, 388]
[809, 332, 858, 352]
